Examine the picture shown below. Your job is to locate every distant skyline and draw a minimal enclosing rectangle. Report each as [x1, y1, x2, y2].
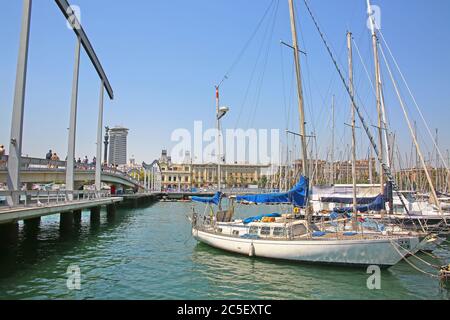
[1, 0, 449, 166]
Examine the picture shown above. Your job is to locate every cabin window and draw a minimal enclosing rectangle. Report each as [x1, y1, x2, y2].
[217, 228, 223, 233]
[291, 224, 307, 237]
[273, 227, 286, 237]
[261, 226, 271, 236]
[232, 230, 239, 236]
[249, 226, 259, 235]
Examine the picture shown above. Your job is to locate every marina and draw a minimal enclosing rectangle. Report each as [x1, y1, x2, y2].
[0, 0, 450, 304]
[0, 202, 449, 300]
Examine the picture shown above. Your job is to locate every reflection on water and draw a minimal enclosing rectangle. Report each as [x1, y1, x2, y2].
[0, 202, 448, 300]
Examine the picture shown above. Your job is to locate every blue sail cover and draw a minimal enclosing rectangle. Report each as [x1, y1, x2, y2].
[236, 176, 309, 207]
[333, 194, 386, 214]
[191, 192, 222, 205]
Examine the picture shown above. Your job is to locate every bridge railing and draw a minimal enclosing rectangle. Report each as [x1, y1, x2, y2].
[0, 189, 111, 209]
[1, 155, 67, 170]
[101, 167, 146, 188]
[1, 155, 146, 188]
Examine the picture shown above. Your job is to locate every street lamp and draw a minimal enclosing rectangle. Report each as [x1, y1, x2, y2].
[104, 126, 110, 165]
[217, 106, 230, 120]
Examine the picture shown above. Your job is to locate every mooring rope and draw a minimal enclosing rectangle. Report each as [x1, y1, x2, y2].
[390, 240, 440, 278]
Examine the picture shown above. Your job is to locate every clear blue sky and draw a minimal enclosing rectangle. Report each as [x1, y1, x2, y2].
[1, 0, 449, 165]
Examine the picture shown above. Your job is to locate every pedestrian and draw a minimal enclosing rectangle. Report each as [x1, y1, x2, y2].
[92, 156, 96, 165]
[46, 149, 52, 168]
[51, 152, 59, 168]
[83, 156, 88, 170]
[0, 144, 5, 167]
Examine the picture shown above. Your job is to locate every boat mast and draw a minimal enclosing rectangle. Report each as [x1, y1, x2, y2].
[447, 149, 450, 193]
[301, 0, 417, 222]
[288, 0, 309, 180]
[377, 32, 442, 212]
[331, 95, 335, 185]
[367, 0, 385, 196]
[216, 86, 222, 192]
[435, 129, 439, 192]
[369, 147, 373, 184]
[347, 31, 358, 229]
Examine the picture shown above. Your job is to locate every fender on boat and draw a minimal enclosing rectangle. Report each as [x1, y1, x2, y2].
[249, 242, 255, 257]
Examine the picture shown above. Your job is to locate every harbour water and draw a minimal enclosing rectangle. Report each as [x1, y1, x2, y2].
[0, 202, 449, 300]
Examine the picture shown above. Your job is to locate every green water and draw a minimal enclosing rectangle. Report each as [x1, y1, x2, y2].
[0, 202, 449, 300]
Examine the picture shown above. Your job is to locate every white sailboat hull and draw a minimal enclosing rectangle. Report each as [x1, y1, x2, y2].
[193, 228, 419, 268]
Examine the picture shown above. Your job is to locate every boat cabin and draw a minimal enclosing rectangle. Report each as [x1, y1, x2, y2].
[215, 220, 309, 239]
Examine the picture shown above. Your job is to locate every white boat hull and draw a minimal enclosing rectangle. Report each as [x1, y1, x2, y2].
[193, 228, 420, 268]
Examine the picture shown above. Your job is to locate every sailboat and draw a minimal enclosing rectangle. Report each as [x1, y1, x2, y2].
[190, 0, 424, 268]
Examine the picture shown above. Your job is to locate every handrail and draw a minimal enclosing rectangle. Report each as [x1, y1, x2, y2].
[0, 189, 111, 208]
[0, 155, 147, 188]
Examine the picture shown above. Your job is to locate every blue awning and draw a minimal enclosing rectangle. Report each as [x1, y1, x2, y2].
[236, 176, 309, 207]
[191, 192, 222, 205]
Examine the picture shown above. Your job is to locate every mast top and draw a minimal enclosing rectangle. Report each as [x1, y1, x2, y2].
[366, 0, 378, 35]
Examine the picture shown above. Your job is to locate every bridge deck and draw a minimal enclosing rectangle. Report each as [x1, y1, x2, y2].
[0, 197, 123, 225]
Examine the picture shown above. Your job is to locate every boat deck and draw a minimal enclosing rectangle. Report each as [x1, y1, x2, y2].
[199, 226, 413, 242]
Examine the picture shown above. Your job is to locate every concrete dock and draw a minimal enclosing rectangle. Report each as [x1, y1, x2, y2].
[0, 197, 122, 225]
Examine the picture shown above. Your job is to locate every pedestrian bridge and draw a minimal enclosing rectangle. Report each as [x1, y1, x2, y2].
[0, 156, 145, 190]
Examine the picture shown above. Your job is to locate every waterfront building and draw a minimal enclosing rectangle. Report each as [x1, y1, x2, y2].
[108, 126, 129, 166]
[158, 151, 269, 191]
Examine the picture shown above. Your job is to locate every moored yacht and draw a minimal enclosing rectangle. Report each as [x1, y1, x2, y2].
[191, 178, 424, 268]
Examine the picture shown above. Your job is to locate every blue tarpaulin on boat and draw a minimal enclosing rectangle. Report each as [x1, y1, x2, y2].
[236, 176, 309, 207]
[329, 211, 352, 220]
[243, 213, 282, 224]
[191, 192, 222, 205]
[312, 231, 327, 237]
[333, 194, 386, 214]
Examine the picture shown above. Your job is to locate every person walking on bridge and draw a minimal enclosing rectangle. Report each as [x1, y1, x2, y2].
[0, 145, 5, 167]
[46, 150, 52, 168]
[51, 152, 60, 168]
[83, 156, 89, 170]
